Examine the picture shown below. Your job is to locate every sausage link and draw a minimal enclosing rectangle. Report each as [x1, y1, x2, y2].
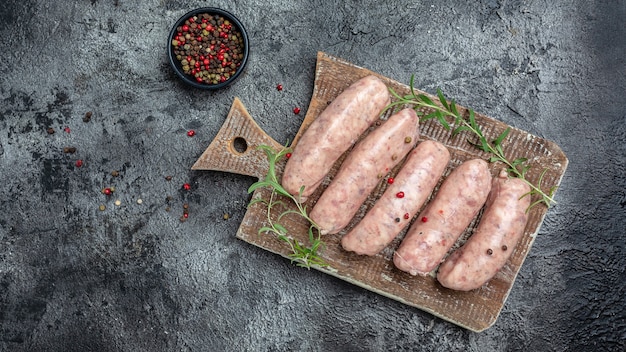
[341, 140, 450, 255]
[310, 108, 420, 235]
[281, 75, 390, 201]
[393, 159, 492, 276]
[436, 170, 530, 291]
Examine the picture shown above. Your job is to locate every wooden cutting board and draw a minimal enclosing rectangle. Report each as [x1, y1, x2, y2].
[192, 51, 568, 332]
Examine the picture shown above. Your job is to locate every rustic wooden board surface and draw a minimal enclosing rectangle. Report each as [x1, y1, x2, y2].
[192, 51, 569, 332]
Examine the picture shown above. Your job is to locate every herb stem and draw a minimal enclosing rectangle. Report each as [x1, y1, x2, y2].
[384, 76, 557, 209]
[248, 145, 327, 269]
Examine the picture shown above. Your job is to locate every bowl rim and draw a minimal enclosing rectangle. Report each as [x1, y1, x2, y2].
[167, 7, 249, 90]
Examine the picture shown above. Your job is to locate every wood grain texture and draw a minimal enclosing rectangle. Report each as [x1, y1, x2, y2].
[191, 97, 283, 179]
[193, 52, 569, 332]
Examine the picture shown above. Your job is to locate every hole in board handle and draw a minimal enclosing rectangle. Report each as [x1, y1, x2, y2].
[230, 136, 248, 155]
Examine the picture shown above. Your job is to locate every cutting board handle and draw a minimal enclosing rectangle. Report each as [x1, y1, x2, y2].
[191, 97, 283, 180]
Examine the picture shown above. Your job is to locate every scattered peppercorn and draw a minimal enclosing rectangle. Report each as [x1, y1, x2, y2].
[293, 107, 301, 114]
[501, 245, 508, 251]
[83, 111, 93, 122]
[165, 175, 173, 181]
[487, 248, 493, 255]
[63, 147, 77, 154]
[391, 154, 398, 161]
[183, 203, 189, 209]
[171, 13, 246, 85]
[111, 170, 119, 177]
[47, 127, 55, 134]
[395, 217, 401, 223]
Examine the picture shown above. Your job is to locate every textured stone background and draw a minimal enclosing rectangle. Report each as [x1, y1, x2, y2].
[1, 0, 624, 351]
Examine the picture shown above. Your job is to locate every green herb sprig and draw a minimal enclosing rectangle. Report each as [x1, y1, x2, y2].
[385, 75, 557, 209]
[247, 145, 327, 269]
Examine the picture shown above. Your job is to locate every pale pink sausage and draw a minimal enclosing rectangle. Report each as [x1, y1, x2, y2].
[393, 159, 492, 276]
[341, 140, 450, 255]
[436, 170, 530, 291]
[310, 108, 420, 235]
[281, 75, 390, 200]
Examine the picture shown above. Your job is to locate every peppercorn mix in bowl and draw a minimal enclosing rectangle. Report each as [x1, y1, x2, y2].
[168, 8, 249, 89]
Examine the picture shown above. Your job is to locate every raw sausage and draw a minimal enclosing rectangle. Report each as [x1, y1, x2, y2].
[281, 75, 390, 201]
[436, 170, 530, 291]
[341, 140, 449, 255]
[310, 108, 420, 235]
[310, 108, 419, 235]
[394, 159, 492, 275]
[341, 140, 450, 255]
[437, 171, 529, 291]
[393, 159, 492, 276]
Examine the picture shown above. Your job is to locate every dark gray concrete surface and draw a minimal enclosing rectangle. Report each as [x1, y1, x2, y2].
[1, 0, 624, 351]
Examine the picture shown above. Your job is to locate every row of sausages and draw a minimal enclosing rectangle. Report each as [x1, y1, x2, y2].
[281, 75, 530, 291]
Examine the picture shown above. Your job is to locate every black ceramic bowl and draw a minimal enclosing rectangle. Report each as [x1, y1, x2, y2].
[168, 7, 249, 90]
